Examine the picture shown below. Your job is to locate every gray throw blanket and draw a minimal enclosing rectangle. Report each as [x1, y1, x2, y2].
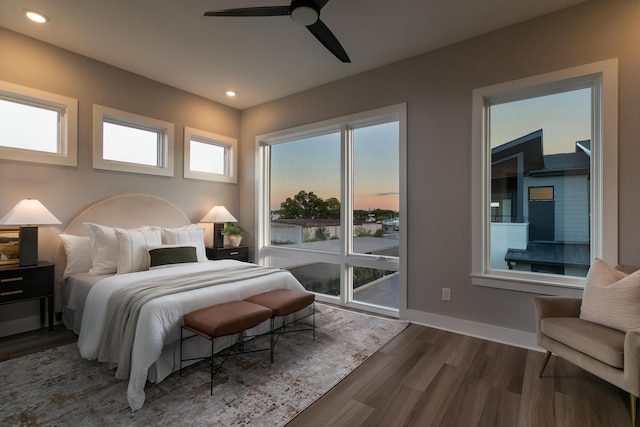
[96, 264, 282, 379]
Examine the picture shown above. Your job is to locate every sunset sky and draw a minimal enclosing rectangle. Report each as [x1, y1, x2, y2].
[270, 121, 399, 212]
[490, 87, 591, 154]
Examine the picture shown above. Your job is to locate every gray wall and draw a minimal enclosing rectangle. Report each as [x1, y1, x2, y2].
[2, 0, 640, 338]
[239, 0, 640, 333]
[0, 28, 241, 334]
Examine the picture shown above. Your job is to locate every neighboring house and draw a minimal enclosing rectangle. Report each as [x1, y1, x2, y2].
[491, 130, 591, 276]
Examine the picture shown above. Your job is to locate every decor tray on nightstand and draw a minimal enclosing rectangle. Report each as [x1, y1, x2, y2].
[206, 246, 249, 262]
[0, 261, 54, 331]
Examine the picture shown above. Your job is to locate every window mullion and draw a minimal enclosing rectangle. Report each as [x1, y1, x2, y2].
[341, 124, 353, 304]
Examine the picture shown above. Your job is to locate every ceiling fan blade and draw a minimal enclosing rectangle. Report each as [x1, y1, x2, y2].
[306, 19, 350, 63]
[204, 6, 290, 17]
[316, 0, 331, 9]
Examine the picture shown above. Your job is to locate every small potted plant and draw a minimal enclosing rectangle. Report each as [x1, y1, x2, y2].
[220, 223, 249, 247]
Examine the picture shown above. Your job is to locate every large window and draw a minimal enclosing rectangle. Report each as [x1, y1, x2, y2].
[258, 104, 406, 316]
[0, 80, 78, 166]
[471, 59, 618, 294]
[93, 105, 174, 176]
[184, 127, 237, 183]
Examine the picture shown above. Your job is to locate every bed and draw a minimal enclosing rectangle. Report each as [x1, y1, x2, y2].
[53, 194, 307, 411]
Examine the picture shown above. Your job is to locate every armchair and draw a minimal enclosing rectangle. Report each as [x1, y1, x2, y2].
[533, 293, 640, 425]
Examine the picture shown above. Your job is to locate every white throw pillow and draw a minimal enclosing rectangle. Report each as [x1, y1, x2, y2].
[85, 223, 153, 275]
[580, 258, 640, 332]
[115, 228, 162, 274]
[162, 225, 207, 262]
[84, 223, 120, 275]
[59, 234, 92, 278]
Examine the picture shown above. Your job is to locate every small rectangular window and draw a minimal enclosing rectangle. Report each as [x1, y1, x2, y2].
[0, 80, 78, 166]
[529, 186, 554, 201]
[93, 105, 174, 177]
[103, 121, 160, 166]
[183, 127, 237, 183]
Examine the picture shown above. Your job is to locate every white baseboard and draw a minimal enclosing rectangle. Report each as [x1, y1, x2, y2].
[403, 308, 543, 352]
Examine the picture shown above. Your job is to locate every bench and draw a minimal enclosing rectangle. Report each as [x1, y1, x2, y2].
[180, 300, 273, 394]
[245, 289, 316, 361]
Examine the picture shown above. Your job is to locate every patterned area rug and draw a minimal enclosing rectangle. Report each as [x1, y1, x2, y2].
[0, 304, 407, 426]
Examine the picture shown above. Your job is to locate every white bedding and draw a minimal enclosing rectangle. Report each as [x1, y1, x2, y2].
[62, 272, 110, 334]
[77, 260, 306, 411]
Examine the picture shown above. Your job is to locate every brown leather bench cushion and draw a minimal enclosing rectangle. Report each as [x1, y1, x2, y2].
[541, 317, 625, 368]
[183, 300, 272, 340]
[245, 289, 315, 316]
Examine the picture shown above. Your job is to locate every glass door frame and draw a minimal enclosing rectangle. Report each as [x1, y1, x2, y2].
[256, 104, 407, 318]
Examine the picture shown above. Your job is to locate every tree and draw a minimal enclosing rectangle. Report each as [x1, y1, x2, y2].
[279, 190, 340, 219]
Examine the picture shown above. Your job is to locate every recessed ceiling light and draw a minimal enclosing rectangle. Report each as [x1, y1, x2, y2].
[226, 90, 237, 97]
[24, 9, 48, 23]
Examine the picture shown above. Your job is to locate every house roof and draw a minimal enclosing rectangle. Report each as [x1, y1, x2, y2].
[492, 130, 591, 177]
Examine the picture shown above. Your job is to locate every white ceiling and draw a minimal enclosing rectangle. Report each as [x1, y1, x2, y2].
[0, 0, 587, 110]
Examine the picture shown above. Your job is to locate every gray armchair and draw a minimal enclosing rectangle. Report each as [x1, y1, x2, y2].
[533, 295, 640, 425]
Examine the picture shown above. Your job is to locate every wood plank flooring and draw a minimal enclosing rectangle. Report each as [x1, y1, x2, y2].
[287, 324, 633, 427]
[0, 325, 76, 362]
[0, 322, 633, 426]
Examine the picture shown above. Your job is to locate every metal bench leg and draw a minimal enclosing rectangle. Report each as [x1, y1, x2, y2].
[270, 317, 275, 363]
[210, 338, 215, 395]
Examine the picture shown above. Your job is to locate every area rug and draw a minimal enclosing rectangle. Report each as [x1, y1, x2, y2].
[0, 304, 407, 426]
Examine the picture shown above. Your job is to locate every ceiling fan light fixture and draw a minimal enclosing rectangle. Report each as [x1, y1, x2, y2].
[290, 1, 319, 26]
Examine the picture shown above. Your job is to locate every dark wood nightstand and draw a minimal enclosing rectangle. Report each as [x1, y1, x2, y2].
[0, 261, 54, 331]
[206, 246, 249, 262]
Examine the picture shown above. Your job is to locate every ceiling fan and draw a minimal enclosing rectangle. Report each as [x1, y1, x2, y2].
[204, 0, 351, 63]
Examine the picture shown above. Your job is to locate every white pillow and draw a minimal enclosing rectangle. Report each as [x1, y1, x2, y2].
[162, 225, 206, 262]
[84, 223, 120, 275]
[580, 258, 640, 332]
[59, 234, 92, 278]
[115, 228, 162, 274]
[84, 223, 152, 275]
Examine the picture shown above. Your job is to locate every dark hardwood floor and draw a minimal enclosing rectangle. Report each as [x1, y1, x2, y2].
[0, 324, 76, 362]
[0, 322, 632, 426]
[287, 324, 633, 427]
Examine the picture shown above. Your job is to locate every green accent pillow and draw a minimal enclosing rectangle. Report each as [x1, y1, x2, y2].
[149, 246, 198, 268]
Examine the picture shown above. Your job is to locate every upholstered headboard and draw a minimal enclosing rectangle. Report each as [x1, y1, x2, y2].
[53, 194, 191, 312]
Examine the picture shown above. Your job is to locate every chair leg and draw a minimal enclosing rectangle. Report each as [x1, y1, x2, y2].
[631, 394, 637, 426]
[539, 351, 552, 377]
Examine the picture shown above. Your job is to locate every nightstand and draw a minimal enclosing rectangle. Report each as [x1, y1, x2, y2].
[206, 246, 249, 262]
[0, 261, 54, 331]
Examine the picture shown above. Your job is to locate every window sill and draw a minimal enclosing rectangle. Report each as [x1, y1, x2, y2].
[471, 272, 585, 297]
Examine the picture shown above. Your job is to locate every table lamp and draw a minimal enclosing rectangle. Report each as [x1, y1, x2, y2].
[200, 205, 237, 248]
[0, 199, 61, 266]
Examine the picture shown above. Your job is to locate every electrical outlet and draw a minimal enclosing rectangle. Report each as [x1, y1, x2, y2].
[442, 288, 451, 301]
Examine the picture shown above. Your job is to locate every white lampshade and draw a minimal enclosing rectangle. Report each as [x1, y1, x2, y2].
[0, 199, 61, 225]
[200, 205, 237, 223]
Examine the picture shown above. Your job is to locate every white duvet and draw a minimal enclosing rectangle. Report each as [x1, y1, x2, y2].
[77, 260, 306, 411]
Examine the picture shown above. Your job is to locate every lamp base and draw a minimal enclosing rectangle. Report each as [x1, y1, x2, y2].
[19, 226, 38, 266]
[214, 223, 224, 248]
